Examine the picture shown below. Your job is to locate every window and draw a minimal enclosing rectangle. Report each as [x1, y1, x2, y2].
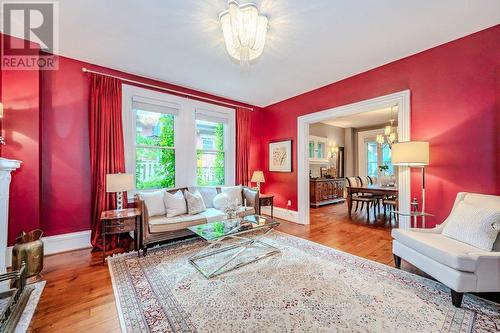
[123, 85, 236, 193]
[382, 144, 394, 176]
[135, 110, 175, 189]
[196, 120, 226, 186]
[366, 142, 378, 177]
[365, 141, 394, 178]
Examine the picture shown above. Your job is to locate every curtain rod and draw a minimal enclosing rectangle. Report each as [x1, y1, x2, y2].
[81, 67, 254, 111]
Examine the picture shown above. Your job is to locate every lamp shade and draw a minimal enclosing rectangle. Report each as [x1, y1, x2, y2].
[391, 141, 429, 166]
[251, 170, 265, 183]
[106, 173, 134, 193]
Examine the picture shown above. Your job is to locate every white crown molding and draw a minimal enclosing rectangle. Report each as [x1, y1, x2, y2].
[6, 230, 91, 268]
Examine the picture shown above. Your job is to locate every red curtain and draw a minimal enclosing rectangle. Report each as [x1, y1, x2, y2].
[236, 107, 251, 186]
[89, 74, 128, 250]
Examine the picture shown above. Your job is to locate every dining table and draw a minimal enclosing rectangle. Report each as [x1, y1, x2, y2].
[346, 184, 398, 216]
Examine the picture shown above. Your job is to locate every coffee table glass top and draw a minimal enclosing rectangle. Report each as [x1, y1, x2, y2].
[188, 215, 279, 241]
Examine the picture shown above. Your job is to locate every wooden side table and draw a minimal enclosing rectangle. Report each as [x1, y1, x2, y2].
[259, 194, 274, 219]
[100, 208, 141, 264]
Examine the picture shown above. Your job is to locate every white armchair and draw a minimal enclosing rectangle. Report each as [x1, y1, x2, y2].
[392, 192, 500, 307]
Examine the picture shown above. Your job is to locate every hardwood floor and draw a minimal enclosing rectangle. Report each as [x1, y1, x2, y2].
[277, 202, 397, 266]
[27, 202, 495, 331]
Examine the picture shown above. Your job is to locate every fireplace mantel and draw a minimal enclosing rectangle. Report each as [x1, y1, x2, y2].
[0, 157, 22, 274]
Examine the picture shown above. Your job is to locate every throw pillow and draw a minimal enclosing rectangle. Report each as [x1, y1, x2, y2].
[213, 192, 231, 210]
[139, 190, 166, 217]
[442, 201, 500, 251]
[221, 185, 242, 205]
[185, 190, 206, 215]
[189, 187, 218, 208]
[163, 190, 187, 217]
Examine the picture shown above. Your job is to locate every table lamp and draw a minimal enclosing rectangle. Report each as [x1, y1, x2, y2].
[391, 141, 430, 221]
[106, 173, 134, 210]
[251, 170, 265, 193]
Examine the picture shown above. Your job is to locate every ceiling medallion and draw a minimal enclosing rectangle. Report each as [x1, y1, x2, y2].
[219, 0, 269, 66]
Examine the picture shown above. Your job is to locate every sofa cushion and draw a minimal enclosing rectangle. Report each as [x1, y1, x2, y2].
[442, 201, 500, 251]
[199, 208, 226, 223]
[164, 190, 187, 217]
[139, 190, 166, 217]
[213, 192, 230, 210]
[221, 185, 242, 205]
[149, 206, 256, 234]
[189, 187, 218, 208]
[185, 190, 206, 215]
[149, 214, 207, 233]
[392, 228, 480, 272]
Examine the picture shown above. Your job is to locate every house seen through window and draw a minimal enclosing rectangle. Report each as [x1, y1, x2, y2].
[135, 109, 175, 189]
[196, 119, 225, 186]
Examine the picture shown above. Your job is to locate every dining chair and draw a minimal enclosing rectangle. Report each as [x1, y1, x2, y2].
[383, 197, 398, 227]
[346, 177, 377, 221]
[358, 176, 383, 216]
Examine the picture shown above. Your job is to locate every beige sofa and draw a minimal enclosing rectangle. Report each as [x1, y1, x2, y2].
[135, 186, 259, 255]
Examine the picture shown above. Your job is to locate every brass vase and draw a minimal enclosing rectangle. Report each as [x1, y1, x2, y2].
[12, 229, 44, 278]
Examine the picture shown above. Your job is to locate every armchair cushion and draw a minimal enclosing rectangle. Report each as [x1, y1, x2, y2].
[442, 201, 500, 251]
[392, 228, 480, 272]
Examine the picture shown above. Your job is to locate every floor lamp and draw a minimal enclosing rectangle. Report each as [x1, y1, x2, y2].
[391, 141, 430, 225]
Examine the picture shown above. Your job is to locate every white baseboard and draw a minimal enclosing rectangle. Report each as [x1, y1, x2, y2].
[6, 230, 91, 267]
[261, 206, 302, 224]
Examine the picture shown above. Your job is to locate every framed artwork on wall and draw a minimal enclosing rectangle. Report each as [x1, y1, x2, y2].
[269, 140, 292, 172]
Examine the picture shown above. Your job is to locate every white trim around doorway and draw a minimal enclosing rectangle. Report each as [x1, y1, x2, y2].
[297, 90, 411, 227]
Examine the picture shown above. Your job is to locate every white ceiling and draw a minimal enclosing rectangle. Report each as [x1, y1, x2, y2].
[321, 107, 397, 129]
[8, 0, 500, 106]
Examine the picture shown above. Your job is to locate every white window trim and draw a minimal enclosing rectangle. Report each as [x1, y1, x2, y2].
[357, 128, 384, 176]
[122, 84, 235, 197]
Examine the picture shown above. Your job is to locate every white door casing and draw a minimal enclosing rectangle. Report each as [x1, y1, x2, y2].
[297, 90, 411, 227]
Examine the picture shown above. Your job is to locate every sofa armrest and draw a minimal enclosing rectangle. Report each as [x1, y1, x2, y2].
[135, 194, 150, 248]
[468, 251, 500, 291]
[242, 187, 259, 213]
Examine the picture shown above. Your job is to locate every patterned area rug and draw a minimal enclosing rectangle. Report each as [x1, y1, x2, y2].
[108, 231, 500, 332]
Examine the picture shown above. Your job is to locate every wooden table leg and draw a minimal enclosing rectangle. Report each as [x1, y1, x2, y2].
[347, 191, 353, 217]
[271, 199, 274, 219]
[102, 222, 106, 265]
[135, 216, 139, 257]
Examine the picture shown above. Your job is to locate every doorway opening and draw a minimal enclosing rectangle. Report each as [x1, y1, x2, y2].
[297, 91, 411, 227]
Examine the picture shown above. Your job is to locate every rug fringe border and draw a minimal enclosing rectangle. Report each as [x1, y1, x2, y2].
[108, 259, 128, 333]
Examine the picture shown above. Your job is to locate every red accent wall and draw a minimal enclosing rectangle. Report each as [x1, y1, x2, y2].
[2, 36, 256, 244]
[258, 25, 500, 227]
[1, 36, 41, 244]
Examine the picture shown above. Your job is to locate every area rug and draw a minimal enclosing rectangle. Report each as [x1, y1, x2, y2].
[108, 231, 500, 332]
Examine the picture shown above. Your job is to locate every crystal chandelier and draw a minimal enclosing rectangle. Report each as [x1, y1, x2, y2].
[376, 105, 398, 147]
[219, 0, 269, 66]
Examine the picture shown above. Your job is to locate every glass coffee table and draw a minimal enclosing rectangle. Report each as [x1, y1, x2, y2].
[187, 215, 280, 279]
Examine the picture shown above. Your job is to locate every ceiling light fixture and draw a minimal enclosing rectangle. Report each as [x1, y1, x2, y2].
[219, 0, 268, 66]
[376, 105, 398, 148]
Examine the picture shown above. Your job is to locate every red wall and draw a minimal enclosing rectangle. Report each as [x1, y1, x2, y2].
[1, 36, 41, 245]
[258, 25, 500, 227]
[2, 37, 256, 244]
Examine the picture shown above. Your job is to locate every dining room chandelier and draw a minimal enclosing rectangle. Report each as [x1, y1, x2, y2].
[219, 0, 269, 66]
[376, 105, 398, 147]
